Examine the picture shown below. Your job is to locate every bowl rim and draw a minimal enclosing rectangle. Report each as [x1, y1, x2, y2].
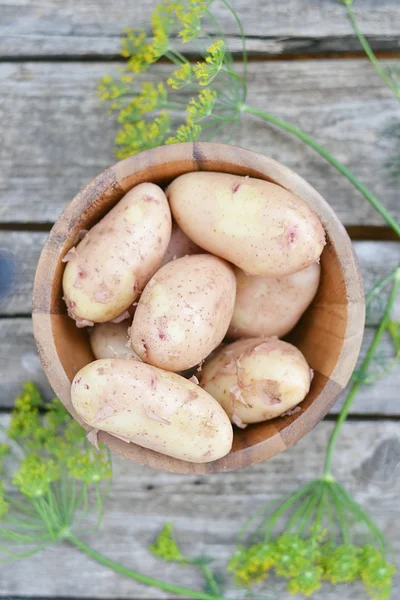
[32, 142, 365, 474]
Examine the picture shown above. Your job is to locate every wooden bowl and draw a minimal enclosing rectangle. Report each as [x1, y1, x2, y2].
[33, 142, 365, 474]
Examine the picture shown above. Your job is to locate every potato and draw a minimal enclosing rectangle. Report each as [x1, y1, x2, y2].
[90, 322, 139, 360]
[71, 358, 233, 463]
[161, 222, 202, 266]
[167, 172, 325, 277]
[228, 263, 321, 339]
[200, 338, 312, 427]
[131, 254, 236, 371]
[63, 183, 171, 326]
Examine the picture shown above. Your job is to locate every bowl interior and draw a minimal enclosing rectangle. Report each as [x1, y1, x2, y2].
[33, 143, 364, 474]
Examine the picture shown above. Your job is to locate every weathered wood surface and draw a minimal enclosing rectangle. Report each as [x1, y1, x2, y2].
[0, 318, 398, 416]
[1, 233, 399, 318]
[1, 0, 400, 57]
[1, 59, 400, 225]
[1, 414, 399, 598]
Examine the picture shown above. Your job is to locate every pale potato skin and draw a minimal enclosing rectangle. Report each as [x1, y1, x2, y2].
[167, 172, 325, 277]
[131, 254, 237, 371]
[90, 322, 138, 360]
[71, 358, 233, 463]
[200, 338, 312, 426]
[228, 263, 321, 339]
[63, 183, 171, 324]
[161, 222, 202, 266]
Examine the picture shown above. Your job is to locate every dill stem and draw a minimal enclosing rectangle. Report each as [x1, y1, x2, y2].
[345, 1, 400, 100]
[323, 268, 400, 476]
[263, 481, 316, 541]
[199, 564, 220, 597]
[66, 534, 225, 600]
[242, 105, 400, 237]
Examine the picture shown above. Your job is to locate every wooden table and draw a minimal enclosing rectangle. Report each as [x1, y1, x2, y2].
[1, 1, 400, 597]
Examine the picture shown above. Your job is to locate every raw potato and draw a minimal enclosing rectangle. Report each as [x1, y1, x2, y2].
[200, 338, 312, 427]
[131, 254, 237, 371]
[90, 322, 138, 360]
[63, 183, 171, 325]
[168, 172, 325, 277]
[71, 359, 233, 463]
[161, 222, 202, 266]
[228, 263, 321, 339]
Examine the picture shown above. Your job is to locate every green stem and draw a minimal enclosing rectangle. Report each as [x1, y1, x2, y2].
[200, 564, 220, 596]
[263, 481, 316, 540]
[345, 2, 400, 100]
[242, 104, 400, 237]
[67, 534, 225, 600]
[221, 0, 248, 100]
[323, 268, 400, 476]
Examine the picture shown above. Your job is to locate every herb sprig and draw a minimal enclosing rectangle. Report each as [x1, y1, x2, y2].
[98, 0, 400, 237]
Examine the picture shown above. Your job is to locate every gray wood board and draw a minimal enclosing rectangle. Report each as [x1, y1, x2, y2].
[0, 318, 398, 415]
[0, 414, 399, 598]
[1, 60, 400, 225]
[1, 0, 400, 57]
[1, 232, 399, 319]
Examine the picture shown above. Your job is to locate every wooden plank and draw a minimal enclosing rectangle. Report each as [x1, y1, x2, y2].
[1, 0, 400, 57]
[0, 318, 398, 415]
[1, 60, 400, 226]
[0, 231, 47, 316]
[1, 414, 399, 598]
[1, 232, 399, 318]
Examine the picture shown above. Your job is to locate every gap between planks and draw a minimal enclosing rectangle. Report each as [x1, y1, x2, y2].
[1, 48, 400, 64]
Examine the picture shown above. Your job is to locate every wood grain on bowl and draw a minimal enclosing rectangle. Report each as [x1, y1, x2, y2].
[32, 142, 365, 474]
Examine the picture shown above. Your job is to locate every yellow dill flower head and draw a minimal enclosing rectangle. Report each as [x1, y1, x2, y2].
[187, 88, 217, 123]
[117, 82, 167, 124]
[150, 523, 185, 562]
[151, 1, 179, 58]
[13, 454, 59, 498]
[166, 121, 201, 144]
[322, 544, 360, 584]
[97, 75, 131, 102]
[167, 62, 192, 89]
[0, 482, 9, 518]
[287, 564, 323, 597]
[227, 543, 275, 587]
[177, 0, 212, 43]
[121, 29, 147, 58]
[359, 546, 396, 595]
[8, 382, 42, 440]
[116, 111, 171, 158]
[67, 449, 111, 485]
[193, 40, 226, 86]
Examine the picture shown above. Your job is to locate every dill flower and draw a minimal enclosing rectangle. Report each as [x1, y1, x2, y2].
[273, 534, 309, 578]
[117, 83, 168, 124]
[227, 542, 276, 586]
[177, 0, 212, 43]
[359, 546, 396, 600]
[115, 111, 171, 158]
[67, 449, 111, 485]
[150, 523, 185, 562]
[287, 564, 323, 597]
[166, 120, 201, 144]
[167, 62, 192, 89]
[8, 382, 42, 440]
[322, 544, 360, 584]
[194, 40, 226, 86]
[13, 454, 59, 498]
[187, 89, 217, 123]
